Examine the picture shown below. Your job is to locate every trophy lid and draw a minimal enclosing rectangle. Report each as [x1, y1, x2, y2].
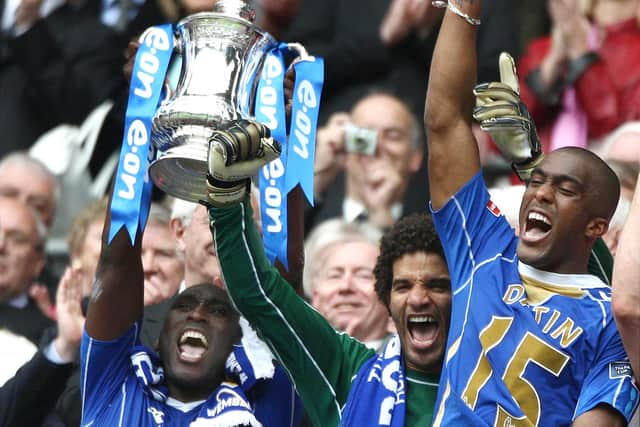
[213, 0, 256, 22]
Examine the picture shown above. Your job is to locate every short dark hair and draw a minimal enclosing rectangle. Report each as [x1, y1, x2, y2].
[374, 213, 446, 307]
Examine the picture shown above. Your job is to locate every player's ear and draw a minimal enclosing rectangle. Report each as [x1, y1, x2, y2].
[585, 217, 608, 239]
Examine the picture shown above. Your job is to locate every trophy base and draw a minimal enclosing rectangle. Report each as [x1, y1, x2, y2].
[149, 144, 209, 203]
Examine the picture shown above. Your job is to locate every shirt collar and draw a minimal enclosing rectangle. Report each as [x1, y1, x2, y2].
[8, 292, 28, 309]
[342, 197, 403, 223]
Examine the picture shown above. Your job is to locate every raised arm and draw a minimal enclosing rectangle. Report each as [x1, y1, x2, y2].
[425, 0, 482, 209]
[84, 189, 144, 340]
[275, 186, 305, 296]
[612, 171, 640, 381]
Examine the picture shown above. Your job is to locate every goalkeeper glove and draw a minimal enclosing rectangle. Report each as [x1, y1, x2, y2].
[473, 52, 543, 182]
[206, 120, 281, 207]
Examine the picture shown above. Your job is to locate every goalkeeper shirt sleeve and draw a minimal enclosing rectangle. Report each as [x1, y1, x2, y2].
[209, 199, 376, 426]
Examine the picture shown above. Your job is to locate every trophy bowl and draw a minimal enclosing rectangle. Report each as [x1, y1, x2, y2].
[149, 0, 277, 202]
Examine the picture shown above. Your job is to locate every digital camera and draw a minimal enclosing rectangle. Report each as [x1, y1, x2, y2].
[344, 123, 378, 156]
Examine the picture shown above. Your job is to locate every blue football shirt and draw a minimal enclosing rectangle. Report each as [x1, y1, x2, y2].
[80, 321, 301, 426]
[430, 172, 639, 426]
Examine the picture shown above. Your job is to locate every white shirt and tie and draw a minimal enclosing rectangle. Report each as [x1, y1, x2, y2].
[342, 197, 403, 223]
[100, 0, 145, 31]
[1, 0, 63, 35]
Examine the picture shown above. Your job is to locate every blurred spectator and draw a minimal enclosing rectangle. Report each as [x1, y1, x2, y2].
[0, 197, 53, 345]
[97, 0, 147, 33]
[595, 121, 640, 255]
[303, 219, 392, 349]
[0, 152, 59, 229]
[142, 203, 184, 306]
[0, 264, 84, 427]
[611, 169, 640, 394]
[518, 0, 640, 152]
[2, 0, 63, 34]
[254, 0, 299, 39]
[0, 152, 66, 317]
[26, 197, 108, 322]
[310, 91, 425, 231]
[171, 200, 223, 288]
[601, 193, 631, 257]
[379, 0, 444, 46]
[0, 328, 37, 386]
[279, 0, 517, 125]
[0, 1, 125, 157]
[517, 0, 551, 55]
[608, 159, 640, 206]
[610, 169, 640, 427]
[598, 121, 640, 166]
[66, 198, 108, 298]
[487, 185, 527, 234]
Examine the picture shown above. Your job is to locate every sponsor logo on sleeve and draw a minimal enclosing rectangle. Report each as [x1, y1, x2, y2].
[609, 361, 633, 379]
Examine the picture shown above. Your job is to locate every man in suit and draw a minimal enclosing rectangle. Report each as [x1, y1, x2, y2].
[310, 91, 426, 232]
[0, 260, 84, 427]
[0, 197, 53, 344]
[302, 218, 393, 350]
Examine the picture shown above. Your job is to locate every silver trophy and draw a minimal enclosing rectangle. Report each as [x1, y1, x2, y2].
[149, 0, 306, 202]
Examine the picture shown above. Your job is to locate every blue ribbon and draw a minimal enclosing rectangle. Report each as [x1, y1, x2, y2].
[108, 25, 173, 244]
[285, 57, 324, 205]
[256, 45, 324, 269]
[256, 46, 289, 267]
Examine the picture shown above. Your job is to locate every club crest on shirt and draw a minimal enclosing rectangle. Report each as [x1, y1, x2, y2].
[609, 361, 633, 379]
[148, 406, 165, 425]
[486, 199, 501, 217]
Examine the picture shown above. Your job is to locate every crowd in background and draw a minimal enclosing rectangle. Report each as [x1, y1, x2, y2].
[0, 0, 639, 425]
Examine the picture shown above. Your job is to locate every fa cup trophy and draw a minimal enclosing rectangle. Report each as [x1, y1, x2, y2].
[149, 0, 304, 202]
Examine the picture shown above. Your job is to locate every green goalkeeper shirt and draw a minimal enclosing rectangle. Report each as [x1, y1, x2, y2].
[209, 200, 439, 427]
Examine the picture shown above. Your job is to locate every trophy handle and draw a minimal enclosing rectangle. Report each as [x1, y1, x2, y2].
[285, 42, 312, 62]
[161, 32, 182, 101]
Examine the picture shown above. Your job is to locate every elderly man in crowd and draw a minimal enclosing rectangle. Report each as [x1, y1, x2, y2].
[310, 91, 425, 231]
[0, 152, 59, 229]
[303, 219, 392, 349]
[0, 197, 52, 345]
[0, 152, 62, 315]
[170, 200, 224, 289]
[142, 203, 184, 307]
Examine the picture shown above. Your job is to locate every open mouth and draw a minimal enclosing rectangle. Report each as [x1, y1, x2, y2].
[334, 302, 361, 312]
[178, 329, 209, 363]
[407, 315, 438, 348]
[522, 211, 552, 242]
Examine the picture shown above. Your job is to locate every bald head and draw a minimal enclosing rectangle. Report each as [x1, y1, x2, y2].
[551, 147, 620, 220]
[0, 153, 59, 227]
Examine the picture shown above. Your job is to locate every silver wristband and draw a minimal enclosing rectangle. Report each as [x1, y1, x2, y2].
[432, 1, 481, 26]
